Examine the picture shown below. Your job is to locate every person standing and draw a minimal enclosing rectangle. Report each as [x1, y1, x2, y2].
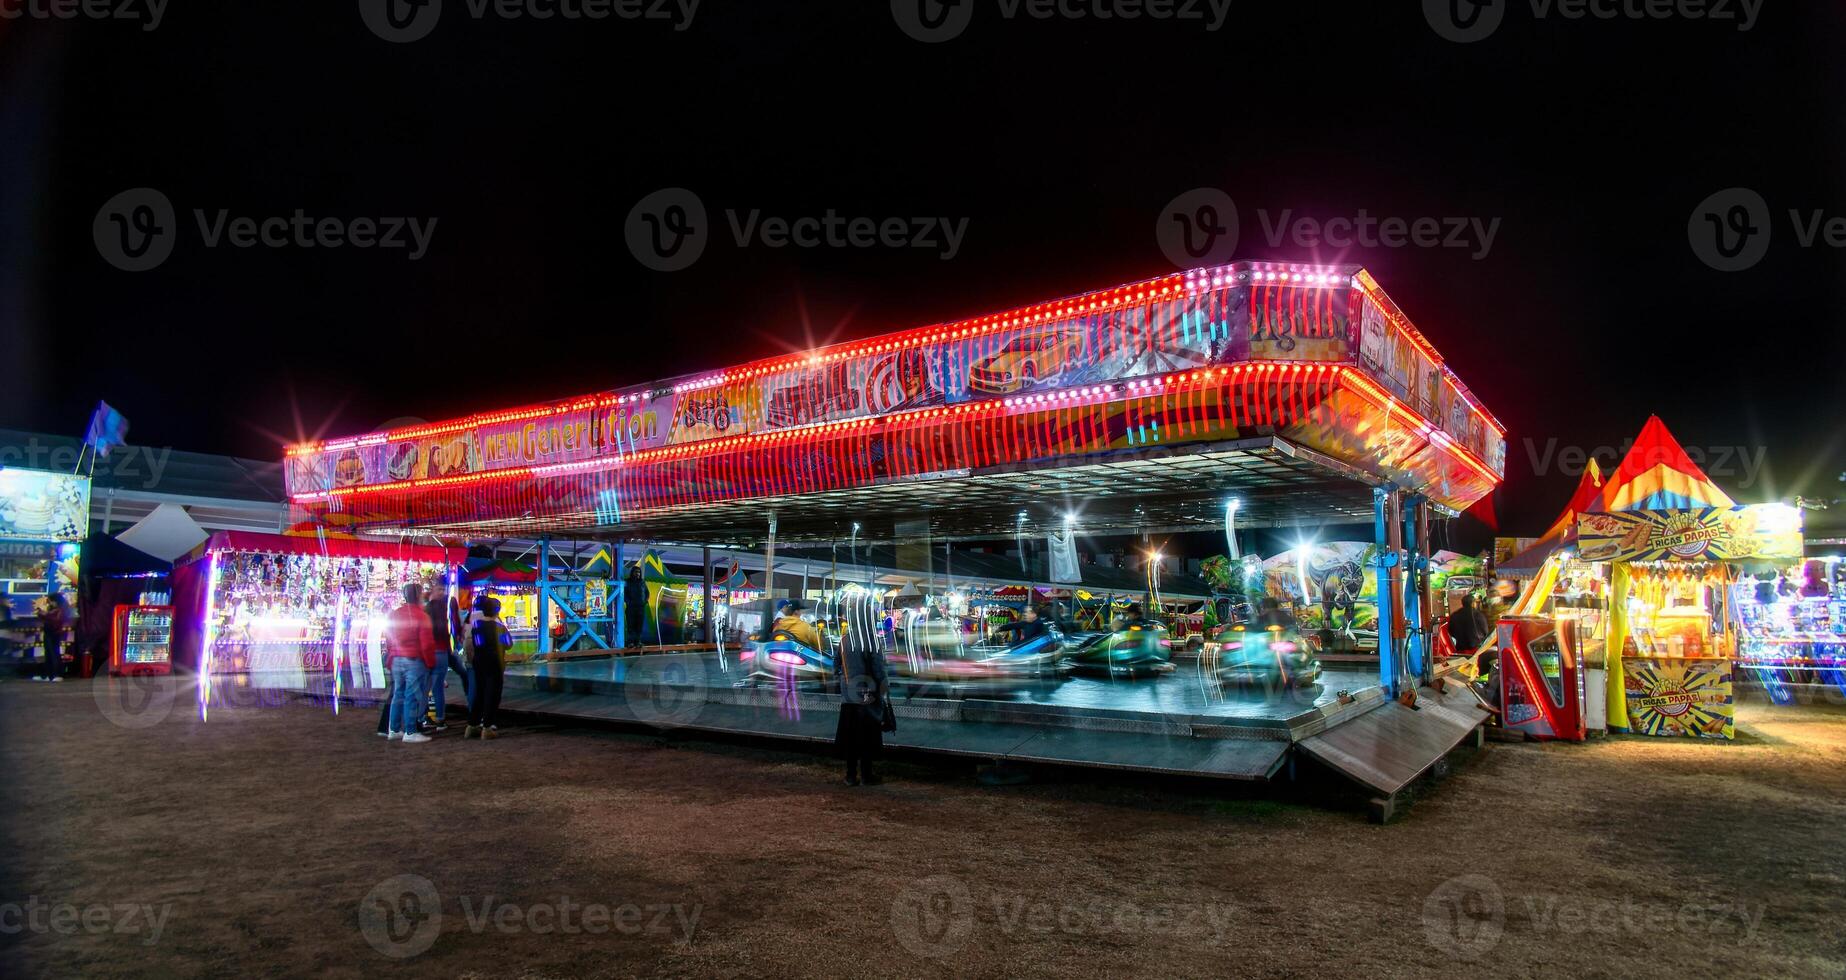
[465, 596, 510, 740]
[834, 590, 890, 787]
[1447, 593, 1489, 655]
[623, 564, 648, 648]
[36, 594, 71, 682]
[423, 583, 464, 731]
[383, 584, 436, 743]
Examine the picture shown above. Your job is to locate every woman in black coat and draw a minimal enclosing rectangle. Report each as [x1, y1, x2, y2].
[834, 590, 891, 786]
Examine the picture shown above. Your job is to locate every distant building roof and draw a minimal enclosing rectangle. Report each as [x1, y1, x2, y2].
[0, 430, 286, 535]
[0, 429, 283, 503]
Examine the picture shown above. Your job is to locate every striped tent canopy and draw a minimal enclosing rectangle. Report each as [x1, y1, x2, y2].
[1538, 458, 1605, 544]
[1499, 460, 1602, 573]
[1594, 415, 1734, 513]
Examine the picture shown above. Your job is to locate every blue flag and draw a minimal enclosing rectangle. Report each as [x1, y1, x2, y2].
[84, 401, 130, 456]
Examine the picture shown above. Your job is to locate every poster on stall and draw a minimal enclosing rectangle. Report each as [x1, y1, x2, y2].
[1576, 506, 1803, 564]
[1622, 657, 1734, 739]
[0, 470, 91, 543]
[1493, 537, 1539, 566]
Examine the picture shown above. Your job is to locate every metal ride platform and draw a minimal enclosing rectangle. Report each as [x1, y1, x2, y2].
[305, 651, 1474, 805]
[485, 653, 1386, 781]
[273, 261, 1506, 815]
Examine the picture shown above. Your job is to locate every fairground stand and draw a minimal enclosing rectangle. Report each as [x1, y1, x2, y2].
[284, 261, 1505, 819]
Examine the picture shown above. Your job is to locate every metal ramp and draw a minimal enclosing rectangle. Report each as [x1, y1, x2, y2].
[1294, 677, 1489, 820]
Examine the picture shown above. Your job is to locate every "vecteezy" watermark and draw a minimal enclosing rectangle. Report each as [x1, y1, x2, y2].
[1423, 0, 1762, 44]
[1524, 437, 1767, 487]
[890, 0, 1233, 43]
[1687, 187, 1846, 273]
[358, 0, 697, 43]
[0, 898, 171, 946]
[359, 875, 700, 959]
[1156, 187, 1500, 268]
[1423, 874, 1764, 961]
[93, 188, 437, 272]
[889, 875, 1234, 959]
[625, 188, 969, 271]
[0, 0, 165, 30]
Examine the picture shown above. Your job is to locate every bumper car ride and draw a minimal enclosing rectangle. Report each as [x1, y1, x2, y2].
[1058, 623, 1175, 676]
[897, 624, 1067, 686]
[1203, 628, 1322, 688]
[741, 633, 835, 687]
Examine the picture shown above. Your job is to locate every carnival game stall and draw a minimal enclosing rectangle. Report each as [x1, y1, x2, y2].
[171, 532, 461, 682]
[463, 557, 542, 653]
[1727, 557, 1844, 699]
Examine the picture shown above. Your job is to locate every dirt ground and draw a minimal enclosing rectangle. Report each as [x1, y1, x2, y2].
[3, 677, 1844, 979]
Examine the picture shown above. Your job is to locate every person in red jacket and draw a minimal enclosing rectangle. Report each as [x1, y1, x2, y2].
[384, 584, 437, 743]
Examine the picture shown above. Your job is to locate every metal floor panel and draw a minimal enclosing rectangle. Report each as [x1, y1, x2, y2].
[1294, 679, 1488, 797]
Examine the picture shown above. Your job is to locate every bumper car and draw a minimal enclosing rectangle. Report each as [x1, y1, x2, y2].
[1202, 626, 1322, 688]
[740, 629, 835, 688]
[1059, 621, 1175, 676]
[895, 621, 1067, 687]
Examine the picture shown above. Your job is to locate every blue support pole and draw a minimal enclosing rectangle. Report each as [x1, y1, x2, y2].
[1402, 495, 1426, 685]
[537, 536, 552, 655]
[1373, 487, 1400, 697]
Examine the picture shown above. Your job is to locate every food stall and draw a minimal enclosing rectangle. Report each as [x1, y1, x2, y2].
[171, 531, 461, 681]
[1504, 417, 1802, 741]
[0, 468, 89, 672]
[1575, 504, 1804, 738]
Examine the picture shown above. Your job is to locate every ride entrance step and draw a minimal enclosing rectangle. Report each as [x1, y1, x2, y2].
[1293, 677, 1488, 802]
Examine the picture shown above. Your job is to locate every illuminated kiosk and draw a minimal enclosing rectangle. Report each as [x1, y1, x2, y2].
[1502, 418, 1805, 741]
[285, 263, 1504, 814]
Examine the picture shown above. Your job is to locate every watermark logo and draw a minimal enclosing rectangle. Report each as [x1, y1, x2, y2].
[1423, 0, 1506, 43]
[890, 0, 973, 42]
[357, 876, 700, 959]
[1422, 874, 1504, 959]
[1426, 0, 1762, 42]
[93, 188, 177, 273]
[891, 875, 976, 958]
[1524, 437, 1767, 488]
[357, 0, 442, 43]
[1685, 188, 1846, 273]
[359, 0, 698, 42]
[891, 0, 1233, 42]
[1157, 188, 1239, 269]
[93, 674, 179, 730]
[623, 653, 709, 729]
[625, 187, 708, 272]
[1422, 875, 1767, 960]
[92, 188, 438, 271]
[0, 0, 167, 31]
[625, 188, 970, 270]
[0, 898, 171, 945]
[1156, 189, 1500, 267]
[359, 875, 443, 959]
[891, 876, 1233, 959]
[1688, 187, 1771, 272]
[0, 437, 174, 489]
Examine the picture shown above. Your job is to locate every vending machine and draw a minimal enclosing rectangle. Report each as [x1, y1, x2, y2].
[112, 605, 174, 676]
[1496, 615, 1587, 741]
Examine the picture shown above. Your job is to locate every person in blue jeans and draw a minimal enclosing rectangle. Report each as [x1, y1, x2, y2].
[423, 584, 464, 730]
[383, 584, 437, 744]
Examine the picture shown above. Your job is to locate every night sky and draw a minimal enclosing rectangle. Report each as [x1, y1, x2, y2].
[4, 1, 1843, 541]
